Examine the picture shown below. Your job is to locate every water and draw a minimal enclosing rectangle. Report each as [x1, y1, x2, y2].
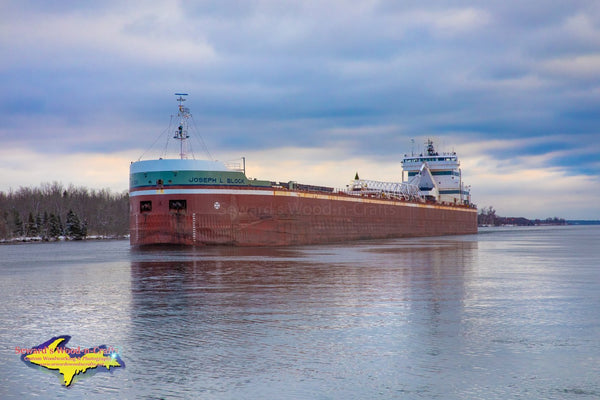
[0, 226, 598, 399]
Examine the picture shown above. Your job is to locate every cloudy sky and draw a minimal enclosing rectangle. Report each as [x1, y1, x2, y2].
[1, 0, 599, 219]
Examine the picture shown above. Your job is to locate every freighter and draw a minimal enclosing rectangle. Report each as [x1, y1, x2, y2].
[129, 94, 477, 246]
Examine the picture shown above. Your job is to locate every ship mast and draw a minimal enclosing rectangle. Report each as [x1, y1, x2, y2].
[174, 93, 191, 159]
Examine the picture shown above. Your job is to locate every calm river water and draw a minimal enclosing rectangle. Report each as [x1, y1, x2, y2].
[0, 226, 598, 399]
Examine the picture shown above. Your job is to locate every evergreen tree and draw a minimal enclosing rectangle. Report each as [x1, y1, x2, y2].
[48, 213, 62, 238]
[41, 211, 50, 239]
[65, 209, 84, 239]
[26, 212, 38, 237]
[0, 211, 8, 239]
[12, 209, 24, 237]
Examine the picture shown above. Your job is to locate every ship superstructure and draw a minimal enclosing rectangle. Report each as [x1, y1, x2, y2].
[129, 95, 477, 246]
[401, 139, 470, 205]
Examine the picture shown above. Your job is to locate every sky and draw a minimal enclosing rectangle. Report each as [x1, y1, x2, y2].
[1, 0, 599, 219]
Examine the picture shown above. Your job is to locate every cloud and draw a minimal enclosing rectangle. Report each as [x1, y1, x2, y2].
[542, 54, 600, 80]
[0, 147, 134, 192]
[0, 5, 216, 69]
[404, 7, 491, 37]
[458, 137, 600, 219]
[463, 157, 600, 220]
[0, 0, 599, 220]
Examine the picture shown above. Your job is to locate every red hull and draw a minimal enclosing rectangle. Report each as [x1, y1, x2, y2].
[129, 187, 477, 246]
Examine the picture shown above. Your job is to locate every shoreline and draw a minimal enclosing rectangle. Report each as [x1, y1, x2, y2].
[0, 235, 129, 245]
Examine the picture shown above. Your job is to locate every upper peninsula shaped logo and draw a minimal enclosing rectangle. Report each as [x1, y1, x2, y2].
[19, 335, 124, 387]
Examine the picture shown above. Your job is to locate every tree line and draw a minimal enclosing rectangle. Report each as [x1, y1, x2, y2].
[0, 182, 129, 241]
[478, 206, 566, 226]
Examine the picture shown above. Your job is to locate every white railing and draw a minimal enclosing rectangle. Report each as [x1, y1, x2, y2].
[224, 162, 244, 172]
[224, 157, 246, 173]
[345, 179, 422, 201]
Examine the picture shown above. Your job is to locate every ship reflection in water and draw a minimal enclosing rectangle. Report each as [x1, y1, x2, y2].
[2, 227, 599, 398]
[129, 238, 478, 398]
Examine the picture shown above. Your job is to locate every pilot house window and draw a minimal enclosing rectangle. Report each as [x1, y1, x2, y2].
[140, 201, 152, 212]
[169, 199, 187, 211]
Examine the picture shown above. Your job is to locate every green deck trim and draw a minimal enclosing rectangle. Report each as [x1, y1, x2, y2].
[130, 170, 271, 188]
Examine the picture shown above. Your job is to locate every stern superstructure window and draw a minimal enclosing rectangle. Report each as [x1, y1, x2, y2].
[169, 200, 187, 211]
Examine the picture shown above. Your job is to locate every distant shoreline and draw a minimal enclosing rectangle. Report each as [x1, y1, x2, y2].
[0, 235, 129, 245]
[479, 221, 600, 227]
[478, 222, 600, 228]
